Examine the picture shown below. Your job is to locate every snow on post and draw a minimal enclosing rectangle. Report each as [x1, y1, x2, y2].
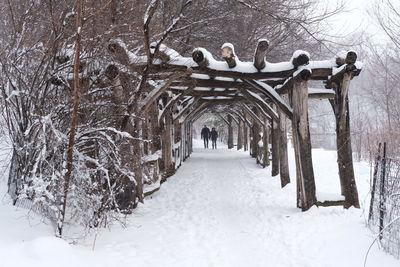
[221, 43, 237, 68]
[253, 39, 269, 71]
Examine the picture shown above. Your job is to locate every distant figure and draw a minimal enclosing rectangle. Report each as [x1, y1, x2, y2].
[201, 125, 211, 148]
[210, 127, 218, 149]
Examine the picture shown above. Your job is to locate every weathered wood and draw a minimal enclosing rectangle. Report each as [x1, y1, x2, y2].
[254, 39, 269, 70]
[241, 104, 264, 126]
[243, 112, 249, 151]
[227, 114, 234, 149]
[240, 88, 279, 121]
[290, 69, 316, 211]
[243, 79, 293, 120]
[271, 119, 280, 176]
[161, 108, 174, 180]
[221, 43, 237, 68]
[237, 119, 243, 150]
[170, 78, 285, 89]
[292, 51, 310, 68]
[262, 117, 270, 168]
[328, 51, 360, 209]
[140, 70, 192, 112]
[278, 109, 290, 187]
[316, 200, 346, 207]
[192, 49, 209, 68]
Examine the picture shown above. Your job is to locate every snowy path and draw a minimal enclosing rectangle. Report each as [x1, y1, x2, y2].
[0, 140, 398, 267]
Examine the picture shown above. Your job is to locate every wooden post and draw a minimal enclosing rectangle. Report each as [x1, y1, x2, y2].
[221, 43, 237, 68]
[243, 112, 248, 151]
[253, 39, 269, 70]
[237, 119, 243, 150]
[161, 109, 174, 180]
[250, 109, 261, 159]
[227, 114, 234, 149]
[278, 110, 290, 187]
[290, 69, 316, 211]
[262, 118, 270, 168]
[192, 49, 209, 68]
[329, 51, 360, 209]
[271, 119, 280, 176]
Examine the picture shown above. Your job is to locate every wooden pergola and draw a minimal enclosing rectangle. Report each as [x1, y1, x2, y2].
[107, 39, 362, 211]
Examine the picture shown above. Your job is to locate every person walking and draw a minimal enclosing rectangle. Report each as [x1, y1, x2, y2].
[210, 127, 218, 149]
[201, 125, 211, 148]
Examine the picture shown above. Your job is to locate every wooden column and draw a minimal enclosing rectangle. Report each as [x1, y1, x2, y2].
[253, 39, 269, 70]
[237, 119, 243, 150]
[250, 109, 261, 159]
[278, 110, 290, 187]
[243, 113, 248, 151]
[227, 114, 234, 149]
[262, 118, 270, 168]
[161, 109, 174, 180]
[328, 51, 360, 208]
[271, 119, 280, 176]
[290, 69, 316, 211]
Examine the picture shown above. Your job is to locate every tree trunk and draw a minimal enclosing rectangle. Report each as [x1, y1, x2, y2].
[58, 0, 82, 236]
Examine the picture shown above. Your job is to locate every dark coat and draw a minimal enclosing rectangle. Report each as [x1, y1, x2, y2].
[210, 129, 218, 141]
[201, 127, 210, 139]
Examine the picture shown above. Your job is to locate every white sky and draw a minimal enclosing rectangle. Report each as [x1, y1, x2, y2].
[322, 0, 388, 42]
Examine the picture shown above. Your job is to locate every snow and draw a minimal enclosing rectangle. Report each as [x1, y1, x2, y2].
[308, 88, 335, 96]
[0, 139, 399, 267]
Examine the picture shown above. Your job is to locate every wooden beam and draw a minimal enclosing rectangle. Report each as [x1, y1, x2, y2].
[170, 78, 286, 88]
[254, 39, 269, 70]
[241, 103, 264, 126]
[243, 79, 293, 120]
[173, 97, 200, 122]
[140, 70, 193, 112]
[221, 43, 237, 68]
[192, 49, 209, 68]
[240, 88, 279, 121]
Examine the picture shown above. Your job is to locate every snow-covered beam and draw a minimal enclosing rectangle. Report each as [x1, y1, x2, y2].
[253, 39, 269, 71]
[140, 70, 193, 112]
[241, 103, 264, 126]
[221, 43, 237, 68]
[243, 79, 293, 120]
[241, 88, 279, 121]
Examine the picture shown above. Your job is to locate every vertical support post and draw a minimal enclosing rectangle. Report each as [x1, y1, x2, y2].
[243, 113, 248, 151]
[262, 118, 270, 168]
[290, 69, 316, 211]
[278, 110, 290, 187]
[250, 112, 260, 159]
[227, 114, 234, 149]
[161, 110, 174, 180]
[237, 119, 243, 150]
[271, 119, 280, 176]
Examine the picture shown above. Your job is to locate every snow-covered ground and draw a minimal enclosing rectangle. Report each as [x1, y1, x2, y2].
[0, 139, 398, 267]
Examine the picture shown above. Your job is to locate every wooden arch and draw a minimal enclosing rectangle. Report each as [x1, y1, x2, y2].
[107, 38, 362, 211]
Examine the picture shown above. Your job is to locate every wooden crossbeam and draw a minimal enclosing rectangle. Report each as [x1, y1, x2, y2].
[244, 79, 293, 120]
[241, 103, 264, 126]
[240, 88, 279, 121]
